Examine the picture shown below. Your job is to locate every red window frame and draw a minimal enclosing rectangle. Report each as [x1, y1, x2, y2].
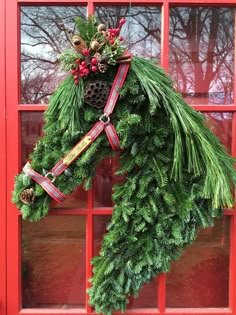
[4, 0, 236, 315]
[0, 0, 6, 314]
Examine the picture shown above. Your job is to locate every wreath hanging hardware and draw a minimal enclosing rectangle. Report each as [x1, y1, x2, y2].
[13, 15, 236, 315]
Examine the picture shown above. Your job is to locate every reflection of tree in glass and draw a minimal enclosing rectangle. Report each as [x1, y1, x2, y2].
[204, 112, 232, 153]
[21, 6, 86, 104]
[95, 6, 161, 59]
[169, 7, 234, 104]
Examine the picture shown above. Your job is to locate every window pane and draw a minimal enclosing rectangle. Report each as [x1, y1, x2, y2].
[166, 217, 230, 308]
[169, 7, 234, 105]
[21, 112, 44, 165]
[95, 6, 161, 59]
[93, 215, 158, 308]
[22, 216, 86, 308]
[204, 112, 232, 153]
[94, 158, 113, 207]
[94, 157, 124, 208]
[21, 112, 88, 208]
[21, 6, 87, 104]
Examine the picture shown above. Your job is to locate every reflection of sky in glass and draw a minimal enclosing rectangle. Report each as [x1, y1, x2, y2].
[95, 6, 161, 59]
[21, 6, 86, 104]
[169, 7, 234, 105]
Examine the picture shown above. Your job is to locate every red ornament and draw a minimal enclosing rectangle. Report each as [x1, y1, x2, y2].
[91, 58, 98, 65]
[119, 18, 126, 26]
[91, 66, 97, 72]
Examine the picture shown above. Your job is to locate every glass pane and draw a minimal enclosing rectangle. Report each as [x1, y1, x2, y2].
[21, 112, 88, 208]
[94, 157, 124, 208]
[21, 6, 86, 104]
[50, 186, 87, 209]
[95, 6, 161, 59]
[204, 112, 232, 153]
[21, 112, 44, 165]
[93, 215, 111, 257]
[22, 216, 86, 308]
[169, 7, 234, 105]
[93, 215, 158, 308]
[94, 158, 113, 207]
[166, 217, 230, 308]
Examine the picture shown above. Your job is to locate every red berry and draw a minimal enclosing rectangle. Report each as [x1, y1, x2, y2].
[74, 75, 79, 79]
[119, 36, 124, 41]
[115, 28, 120, 35]
[75, 59, 80, 64]
[109, 39, 115, 45]
[81, 61, 87, 66]
[119, 18, 126, 26]
[84, 69, 90, 76]
[71, 69, 77, 75]
[74, 80, 79, 85]
[91, 66, 97, 72]
[82, 48, 89, 56]
[91, 58, 98, 65]
[79, 73, 85, 77]
[79, 66, 85, 72]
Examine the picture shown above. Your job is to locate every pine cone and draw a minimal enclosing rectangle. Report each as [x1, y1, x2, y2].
[72, 35, 87, 54]
[20, 188, 36, 205]
[98, 63, 107, 73]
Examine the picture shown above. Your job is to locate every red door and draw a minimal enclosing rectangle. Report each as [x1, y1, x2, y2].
[4, 0, 236, 315]
[0, 0, 6, 314]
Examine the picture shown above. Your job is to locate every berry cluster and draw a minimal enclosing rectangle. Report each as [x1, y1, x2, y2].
[106, 18, 126, 44]
[71, 18, 126, 85]
[71, 58, 98, 85]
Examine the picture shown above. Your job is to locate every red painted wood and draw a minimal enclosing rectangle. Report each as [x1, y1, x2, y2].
[0, 0, 6, 314]
[87, 0, 94, 14]
[18, 105, 48, 111]
[18, 312, 233, 315]
[192, 106, 236, 112]
[6, 1, 21, 315]
[158, 273, 166, 312]
[86, 214, 93, 313]
[161, 1, 169, 71]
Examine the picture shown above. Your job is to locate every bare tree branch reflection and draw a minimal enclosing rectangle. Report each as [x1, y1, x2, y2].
[21, 6, 86, 104]
[169, 7, 234, 104]
[95, 6, 161, 58]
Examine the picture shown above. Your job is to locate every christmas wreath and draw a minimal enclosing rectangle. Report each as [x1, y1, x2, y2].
[13, 15, 236, 315]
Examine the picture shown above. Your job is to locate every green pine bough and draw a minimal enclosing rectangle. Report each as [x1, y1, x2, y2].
[13, 16, 236, 315]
